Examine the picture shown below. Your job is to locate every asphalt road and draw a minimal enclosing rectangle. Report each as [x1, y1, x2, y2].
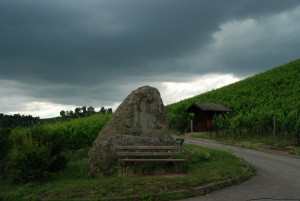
[180, 137, 300, 201]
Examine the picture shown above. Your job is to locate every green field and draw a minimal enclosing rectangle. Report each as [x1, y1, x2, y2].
[11, 113, 112, 150]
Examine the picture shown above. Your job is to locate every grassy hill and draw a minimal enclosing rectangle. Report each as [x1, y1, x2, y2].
[166, 58, 300, 144]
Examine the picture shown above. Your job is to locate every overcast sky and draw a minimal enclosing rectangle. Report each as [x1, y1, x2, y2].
[1, 0, 300, 118]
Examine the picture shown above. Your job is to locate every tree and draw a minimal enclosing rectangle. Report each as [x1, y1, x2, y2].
[75, 107, 81, 114]
[0, 128, 12, 175]
[107, 108, 113, 114]
[82, 106, 87, 114]
[168, 105, 192, 133]
[99, 106, 106, 114]
[74, 107, 81, 117]
[0, 114, 39, 128]
[60, 110, 66, 118]
[66, 110, 74, 117]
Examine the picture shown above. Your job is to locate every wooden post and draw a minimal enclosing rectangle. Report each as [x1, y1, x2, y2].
[273, 116, 276, 140]
[191, 120, 193, 133]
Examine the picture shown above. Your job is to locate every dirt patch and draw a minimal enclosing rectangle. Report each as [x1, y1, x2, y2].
[268, 146, 294, 153]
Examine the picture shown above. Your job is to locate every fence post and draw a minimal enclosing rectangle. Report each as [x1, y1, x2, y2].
[273, 116, 276, 140]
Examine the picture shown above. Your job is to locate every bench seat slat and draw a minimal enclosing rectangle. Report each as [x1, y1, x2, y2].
[117, 152, 179, 157]
[116, 146, 180, 150]
[119, 158, 187, 162]
[116, 145, 186, 165]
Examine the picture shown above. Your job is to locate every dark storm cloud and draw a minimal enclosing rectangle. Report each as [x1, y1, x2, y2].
[1, 0, 300, 110]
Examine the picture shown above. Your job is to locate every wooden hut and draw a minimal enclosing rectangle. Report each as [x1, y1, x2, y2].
[187, 103, 231, 132]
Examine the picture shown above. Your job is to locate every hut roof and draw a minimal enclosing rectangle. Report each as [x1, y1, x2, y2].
[187, 103, 231, 113]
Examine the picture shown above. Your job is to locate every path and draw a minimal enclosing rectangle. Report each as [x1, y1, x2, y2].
[180, 137, 300, 201]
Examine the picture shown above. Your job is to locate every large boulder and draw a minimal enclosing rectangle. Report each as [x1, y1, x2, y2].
[88, 86, 176, 175]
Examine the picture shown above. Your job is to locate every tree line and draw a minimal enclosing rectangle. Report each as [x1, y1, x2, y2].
[59, 106, 113, 118]
[0, 113, 40, 129]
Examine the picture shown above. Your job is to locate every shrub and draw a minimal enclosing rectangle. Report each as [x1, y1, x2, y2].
[8, 126, 68, 183]
[293, 147, 300, 155]
[49, 114, 111, 150]
[8, 136, 51, 182]
[180, 144, 210, 164]
[0, 128, 13, 175]
[167, 105, 192, 133]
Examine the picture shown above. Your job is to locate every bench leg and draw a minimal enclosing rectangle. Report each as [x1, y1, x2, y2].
[126, 165, 135, 174]
[121, 162, 135, 175]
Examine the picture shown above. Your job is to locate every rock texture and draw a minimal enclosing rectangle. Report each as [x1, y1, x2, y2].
[88, 86, 176, 175]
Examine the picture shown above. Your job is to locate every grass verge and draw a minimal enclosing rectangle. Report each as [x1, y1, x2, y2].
[0, 144, 253, 201]
[191, 132, 300, 155]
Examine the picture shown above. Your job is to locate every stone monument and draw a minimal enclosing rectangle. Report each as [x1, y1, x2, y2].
[88, 86, 176, 175]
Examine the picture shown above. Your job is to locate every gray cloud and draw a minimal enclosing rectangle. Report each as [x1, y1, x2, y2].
[1, 0, 300, 116]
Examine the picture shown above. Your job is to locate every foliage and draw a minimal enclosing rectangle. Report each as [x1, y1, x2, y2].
[8, 135, 52, 183]
[293, 147, 300, 155]
[212, 114, 231, 136]
[2, 114, 110, 183]
[0, 144, 251, 200]
[166, 104, 193, 133]
[166, 58, 300, 144]
[0, 129, 13, 175]
[7, 126, 68, 183]
[180, 144, 210, 163]
[59, 106, 113, 118]
[141, 194, 154, 201]
[12, 114, 111, 150]
[54, 114, 111, 150]
[0, 113, 40, 129]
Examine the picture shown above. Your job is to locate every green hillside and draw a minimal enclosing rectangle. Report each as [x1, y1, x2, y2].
[166, 58, 300, 143]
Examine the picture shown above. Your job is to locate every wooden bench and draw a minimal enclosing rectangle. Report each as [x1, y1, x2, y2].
[116, 145, 187, 164]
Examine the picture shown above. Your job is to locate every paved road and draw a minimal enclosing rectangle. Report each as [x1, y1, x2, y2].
[180, 137, 300, 201]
